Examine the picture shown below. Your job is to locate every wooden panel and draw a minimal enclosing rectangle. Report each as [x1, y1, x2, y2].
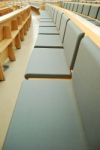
[0, 63, 5, 81]
[17, 16, 22, 25]
[11, 19, 18, 30]
[15, 34, 21, 49]
[0, 48, 8, 64]
[20, 29, 24, 41]
[8, 43, 16, 61]
[3, 26, 12, 39]
[0, 26, 3, 41]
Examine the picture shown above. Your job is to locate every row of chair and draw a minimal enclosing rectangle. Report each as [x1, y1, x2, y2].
[62, 2, 100, 26]
[25, 7, 84, 79]
[66, 0, 100, 4]
[2, 4, 100, 150]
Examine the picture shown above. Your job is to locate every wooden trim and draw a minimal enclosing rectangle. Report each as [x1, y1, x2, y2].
[20, 29, 24, 41]
[11, 19, 18, 30]
[3, 26, 12, 39]
[17, 16, 22, 25]
[0, 63, 5, 81]
[15, 34, 21, 49]
[8, 43, 16, 61]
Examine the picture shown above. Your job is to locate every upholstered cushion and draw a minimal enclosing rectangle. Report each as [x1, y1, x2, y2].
[39, 27, 59, 34]
[77, 4, 84, 14]
[82, 5, 91, 16]
[35, 34, 63, 48]
[39, 22, 56, 27]
[3, 80, 88, 150]
[56, 11, 63, 30]
[97, 8, 100, 20]
[89, 6, 99, 19]
[73, 36, 100, 150]
[25, 48, 70, 79]
[63, 21, 84, 69]
[59, 14, 70, 43]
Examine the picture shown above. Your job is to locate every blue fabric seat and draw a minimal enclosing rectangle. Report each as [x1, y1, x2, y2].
[3, 37, 100, 150]
[25, 21, 84, 78]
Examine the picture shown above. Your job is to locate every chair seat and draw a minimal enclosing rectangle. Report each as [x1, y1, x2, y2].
[40, 16, 52, 19]
[40, 11, 50, 16]
[39, 27, 59, 34]
[39, 22, 56, 27]
[25, 48, 70, 79]
[93, 21, 100, 26]
[40, 19, 53, 22]
[40, 12, 51, 19]
[35, 35, 63, 48]
[3, 80, 88, 150]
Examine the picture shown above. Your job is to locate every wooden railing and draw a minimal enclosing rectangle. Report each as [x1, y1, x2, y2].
[0, 5, 31, 81]
[0, 7, 13, 16]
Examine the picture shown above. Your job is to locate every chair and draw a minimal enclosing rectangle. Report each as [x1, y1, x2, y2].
[39, 11, 51, 19]
[73, 36, 100, 150]
[25, 21, 84, 79]
[64, 3, 67, 9]
[89, 6, 99, 19]
[73, 3, 79, 12]
[82, 5, 91, 16]
[56, 11, 64, 30]
[96, 7, 100, 21]
[3, 36, 100, 150]
[39, 9, 58, 27]
[35, 14, 70, 48]
[39, 10, 63, 34]
[77, 4, 84, 14]
[70, 3, 74, 11]
[66, 3, 71, 10]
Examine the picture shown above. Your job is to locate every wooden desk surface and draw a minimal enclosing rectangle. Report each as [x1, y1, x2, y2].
[0, 5, 30, 24]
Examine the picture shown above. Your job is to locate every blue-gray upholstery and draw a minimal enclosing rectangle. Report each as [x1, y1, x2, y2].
[77, 4, 84, 14]
[3, 80, 88, 150]
[25, 21, 84, 79]
[64, 3, 67, 8]
[39, 13, 69, 36]
[39, 16, 52, 19]
[56, 11, 63, 30]
[73, 3, 78, 12]
[39, 9, 62, 34]
[25, 48, 70, 79]
[3, 37, 100, 150]
[40, 18, 53, 22]
[73, 36, 100, 150]
[39, 22, 56, 27]
[45, 6, 54, 17]
[53, 9, 58, 24]
[44, 7, 54, 19]
[40, 11, 51, 19]
[35, 34, 63, 48]
[36, 14, 70, 48]
[66, 3, 71, 10]
[39, 27, 59, 34]
[82, 5, 91, 16]
[89, 6, 99, 19]
[97, 8, 100, 20]
[70, 3, 74, 11]
[63, 21, 84, 69]
[93, 21, 100, 26]
[59, 14, 70, 43]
